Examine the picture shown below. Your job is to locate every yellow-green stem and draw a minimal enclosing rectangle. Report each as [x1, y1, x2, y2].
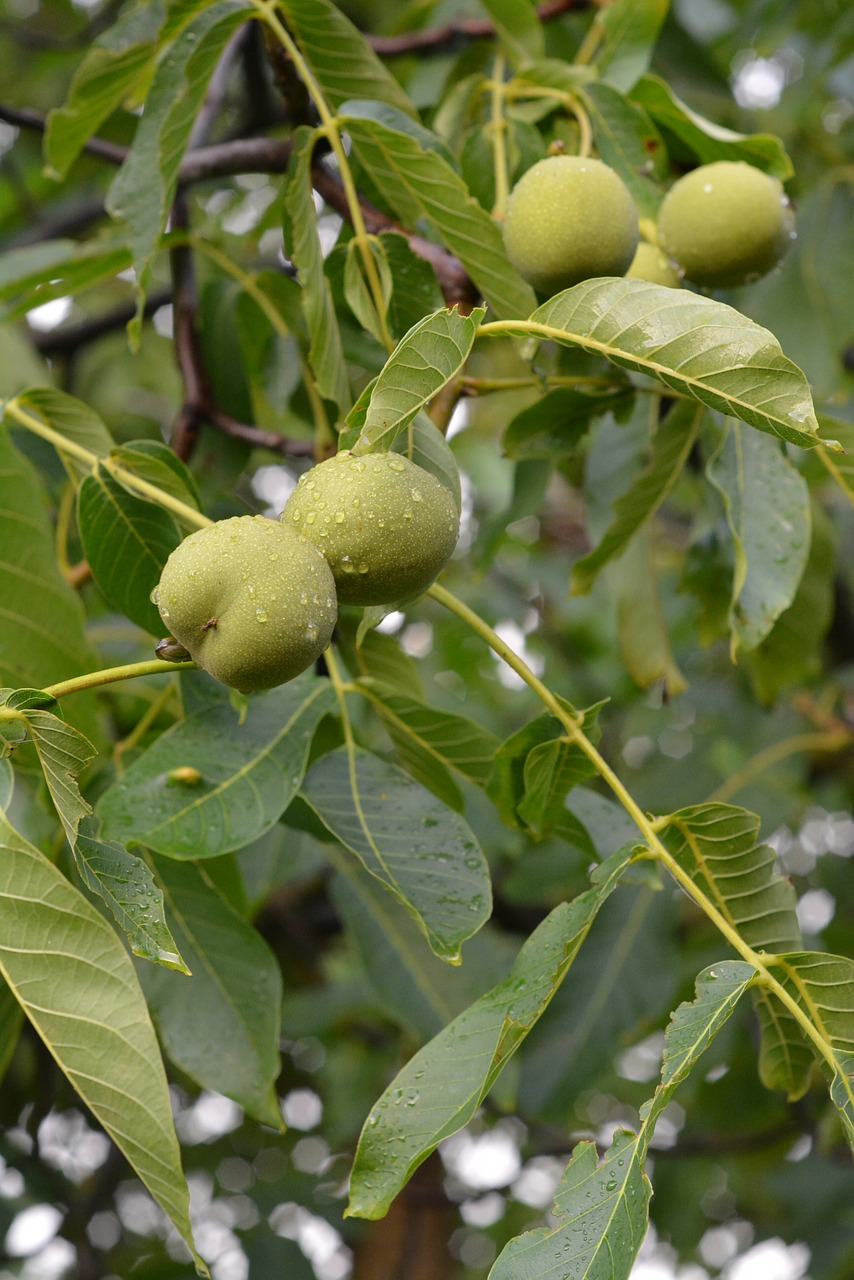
[251, 1, 394, 352]
[3, 400, 212, 530]
[707, 730, 851, 805]
[489, 56, 510, 219]
[426, 581, 842, 1076]
[113, 678, 180, 775]
[43, 659, 196, 700]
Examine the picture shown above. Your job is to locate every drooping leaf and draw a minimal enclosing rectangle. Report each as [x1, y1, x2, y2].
[580, 81, 667, 216]
[302, 747, 491, 963]
[44, 0, 165, 179]
[351, 306, 485, 456]
[340, 104, 538, 319]
[707, 420, 811, 654]
[0, 807, 205, 1274]
[347, 846, 633, 1219]
[572, 400, 702, 593]
[106, 0, 253, 331]
[78, 464, 182, 635]
[478, 0, 543, 67]
[509, 279, 820, 448]
[0, 427, 97, 691]
[98, 674, 337, 858]
[139, 858, 284, 1127]
[612, 530, 688, 695]
[595, 0, 669, 91]
[343, 236, 394, 347]
[492, 960, 756, 1280]
[282, 126, 352, 414]
[3, 699, 186, 969]
[761, 952, 854, 1152]
[630, 74, 794, 178]
[278, 0, 418, 117]
[658, 803, 812, 1098]
[503, 386, 633, 459]
[0, 243, 134, 323]
[330, 848, 510, 1042]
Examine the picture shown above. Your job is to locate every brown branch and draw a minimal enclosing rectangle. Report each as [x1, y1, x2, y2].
[31, 288, 173, 356]
[367, 0, 585, 56]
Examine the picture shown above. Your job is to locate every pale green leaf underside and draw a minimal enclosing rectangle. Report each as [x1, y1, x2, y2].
[302, 747, 491, 963]
[489, 961, 755, 1280]
[510, 279, 819, 449]
[659, 803, 812, 1097]
[347, 847, 632, 1219]
[140, 859, 283, 1127]
[352, 306, 485, 455]
[0, 809, 203, 1272]
[98, 675, 337, 858]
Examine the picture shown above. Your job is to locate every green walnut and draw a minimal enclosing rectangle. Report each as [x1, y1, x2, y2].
[502, 155, 640, 295]
[151, 515, 337, 693]
[658, 161, 795, 288]
[625, 240, 682, 288]
[281, 451, 459, 606]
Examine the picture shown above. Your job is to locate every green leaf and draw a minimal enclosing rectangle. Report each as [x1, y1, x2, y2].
[340, 107, 538, 320]
[355, 677, 500, 807]
[302, 747, 491, 963]
[78, 464, 181, 635]
[0, 974, 24, 1088]
[573, 400, 702, 593]
[380, 232, 445, 342]
[630, 74, 794, 178]
[612, 530, 688, 695]
[517, 279, 820, 448]
[488, 698, 600, 836]
[351, 306, 484, 455]
[3, 702, 185, 969]
[478, 0, 544, 67]
[15, 387, 115, 475]
[44, 0, 165, 179]
[0, 244, 134, 323]
[503, 388, 632, 459]
[343, 236, 394, 346]
[279, 0, 418, 117]
[708, 421, 811, 654]
[106, 0, 253, 331]
[110, 441, 203, 519]
[0, 428, 97, 691]
[347, 847, 633, 1219]
[492, 960, 756, 1280]
[658, 803, 813, 1098]
[98, 675, 337, 858]
[139, 859, 284, 1127]
[330, 849, 509, 1042]
[0, 807, 205, 1274]
[75, 823, 188, 971]
[283, 127, 352, 414]
[595, 0, 669, 91]
[762, 952, 854, 1151]
[580, 81, 667, 216]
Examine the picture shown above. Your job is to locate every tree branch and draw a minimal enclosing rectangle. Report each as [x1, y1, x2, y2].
[367, 0, 586, 56]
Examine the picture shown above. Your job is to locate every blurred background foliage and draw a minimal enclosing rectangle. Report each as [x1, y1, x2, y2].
[1, 0, 854, 1278]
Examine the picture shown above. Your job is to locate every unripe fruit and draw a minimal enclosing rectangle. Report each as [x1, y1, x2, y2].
[152, 515, 337, 693]
[657, 161, 794, 289]
[281, 452, 459, 606]
[502, 155, 640, 295]
[625, 241, 682, 288]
